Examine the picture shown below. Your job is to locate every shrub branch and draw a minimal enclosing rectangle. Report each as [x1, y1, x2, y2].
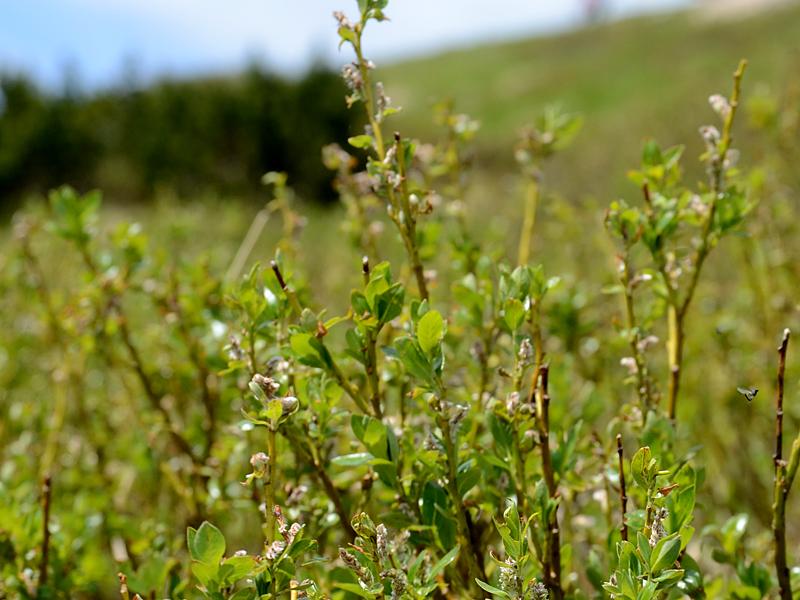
[772, 328, 794, 600]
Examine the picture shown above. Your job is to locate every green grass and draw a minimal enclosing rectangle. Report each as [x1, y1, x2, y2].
[381, 4, 800, 198]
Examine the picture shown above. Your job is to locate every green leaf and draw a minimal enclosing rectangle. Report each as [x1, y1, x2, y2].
[427, 546, 460, 581]
[287, 538, 317, 560]
[650, 533, 681, 573]
[417, 310, 445, 354]
[408, 550, 427, 582]
[265, 398, 283, 422]
[642, 140, 663, 167]
[365, 273, 390, 308]
[338, 26, 357, 45]
[374, 282, 404, 325]
[230, 588, 259, 600]
[679, 524, 695, 550]
[552, 420, 582, 476]
[636, 532, 651, 566]
[290, 332, 323, 368]
[475, 579, 512, 598]
[351, 291, 371, 317]
[219, 555, 257, 585]
[126, 556, 174, 596]
[631, 447, 652, 488]
[348, 135, 373, 149]
[457, 465, 480, 497]
[503, 298, 525, 331]
[652, 569, 683, 584]
[493, 517, 521, 561]
[191, 561, 218, 589]
[394, 337, 435, 387]
[189, 521, 225, 566]
[351, 414, 386, 451]
[667, 469, 696, 531]
[187, 527, 197, 556]
[679, 553, 704, 595]
[331, 452, 374, 467]
[502, 501, 521, 542]
[637, 580, 658, 600]
[616, 540, 635, 567]
[488, 414, 514, 454]
[421, 481, 457, 549]
[720, 513, 748, 555]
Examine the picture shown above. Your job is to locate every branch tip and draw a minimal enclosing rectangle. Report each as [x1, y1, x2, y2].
[270, 260, 287, 290]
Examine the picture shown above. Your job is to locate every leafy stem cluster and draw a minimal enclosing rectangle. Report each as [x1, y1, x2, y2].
[606, 60, 753, 421]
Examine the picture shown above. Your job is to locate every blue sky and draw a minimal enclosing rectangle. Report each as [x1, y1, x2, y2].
[1, 0, 689, 90]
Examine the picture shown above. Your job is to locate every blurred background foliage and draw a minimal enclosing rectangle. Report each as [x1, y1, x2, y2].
[0, 66, 355, 210]
[1, 5, 799, 213]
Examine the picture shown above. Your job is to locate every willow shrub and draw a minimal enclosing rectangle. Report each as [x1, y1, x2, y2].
[2, 1, 800, 599]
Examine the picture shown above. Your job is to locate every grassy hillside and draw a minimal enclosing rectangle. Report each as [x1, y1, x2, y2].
[4, 6, 799, 298]
[380, 4, 800, 198]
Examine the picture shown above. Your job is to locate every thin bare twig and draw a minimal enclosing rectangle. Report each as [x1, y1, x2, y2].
[271, 260, 303, 315]
[616, 434, 628, 541]
[39, 475, 52, 590]
[772, 328, 792, 600]
[538, 365, 563, 600]
[775, 329, 790, 466]
[360, 256, 383, 417]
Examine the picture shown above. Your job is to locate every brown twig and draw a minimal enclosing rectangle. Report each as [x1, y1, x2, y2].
[616, 434, 628, 541]
[539, 367, 556, 496]
[526, 300, 546, 410]
[362, 255, 370, 283]
[772, 328, 792, 600]
[437, 396, 486, 593]
[39, 475, 52, 590]
[364, 336, 383, 419]
[118, 572, 130, 600]
[775, 329, 789, 466]
[360, 256, 384, 418]
[270, 260, 303, 315]
[538, 365, 563, 600]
